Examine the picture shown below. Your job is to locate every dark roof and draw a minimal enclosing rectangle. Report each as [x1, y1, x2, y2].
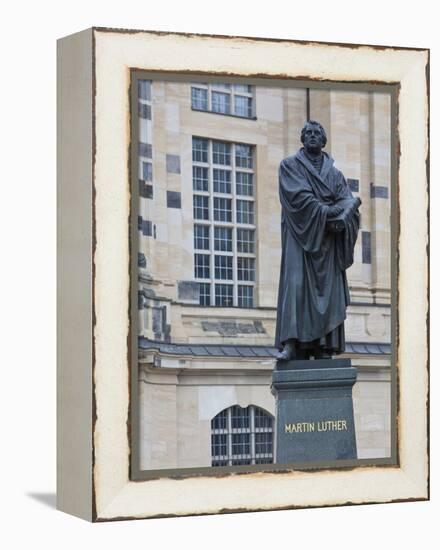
[138, 338, 390, 358]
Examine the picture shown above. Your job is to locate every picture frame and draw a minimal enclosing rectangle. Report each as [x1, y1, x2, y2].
[57, 27, 429, 521]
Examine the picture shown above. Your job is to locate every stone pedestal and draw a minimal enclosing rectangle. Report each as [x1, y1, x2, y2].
[271, 359, 357, 463]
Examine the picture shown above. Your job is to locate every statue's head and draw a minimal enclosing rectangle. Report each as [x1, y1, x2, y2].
[301, 120, 327, 153]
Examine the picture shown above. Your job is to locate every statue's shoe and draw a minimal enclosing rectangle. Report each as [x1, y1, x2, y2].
[276, 348, 294, 361]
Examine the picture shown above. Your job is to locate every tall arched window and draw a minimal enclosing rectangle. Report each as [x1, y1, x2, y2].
[211, 405, 274, 466]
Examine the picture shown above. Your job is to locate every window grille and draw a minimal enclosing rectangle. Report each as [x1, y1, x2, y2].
[191, 83, 255, 119]
[192, 137, 256, 307]
[211, 405, 274, 466]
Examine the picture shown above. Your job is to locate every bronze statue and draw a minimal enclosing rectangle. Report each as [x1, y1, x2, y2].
[275, 121, 361, 361]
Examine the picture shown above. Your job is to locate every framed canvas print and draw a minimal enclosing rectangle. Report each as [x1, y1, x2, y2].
[57, 27, 429, 521]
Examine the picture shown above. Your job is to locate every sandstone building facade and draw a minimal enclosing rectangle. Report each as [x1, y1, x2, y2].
[136, 77, 392, 471]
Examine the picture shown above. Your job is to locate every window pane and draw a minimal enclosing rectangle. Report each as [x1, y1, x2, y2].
[255, 407, 273, 430]
[215, 284, 233, 306]
[235, 144, 253, 168]
[214, 227, 232, 252]
[231, 405, 250, 429]
[233, 84, 252, 93]
[234, 95, 253, 117]
[214, 197, 232, 222]
[199, 282, 211, 306]
[138, 80, 151, 100]
[139, 142, 152, 159]
[191, 87, 208, 110]
[193, 166, 208, 191]
[212, 141, 231, 165]
[194, 224, 210, 250]
[141, 162, 153, 181]
[211, 434, 228, 458]
[236, 200, 254, 224]
[231, 458, 252, 465]
[194, 254, 210, 279]
[231, 433, 250, 456]
[138, 102, 151, 119]
[255, 432, 273, 455]
[212, 91, 231, 114]
[213, 169, 231, 194]
[193, 195, 209, 220]
[237, 228, 255, 253]
[236, 172, 254, 196]
[238, 285, 254, 307]
[237, 257, 255, 281]
[192, 137, 209, 163]
[211, 409, 227, 430]
[215, 255, 233, 280]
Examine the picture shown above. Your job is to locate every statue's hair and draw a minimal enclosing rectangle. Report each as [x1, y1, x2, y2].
[301, 120, 327, 147]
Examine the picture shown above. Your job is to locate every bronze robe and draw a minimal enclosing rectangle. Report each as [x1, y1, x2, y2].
[275, 148, 360, 353]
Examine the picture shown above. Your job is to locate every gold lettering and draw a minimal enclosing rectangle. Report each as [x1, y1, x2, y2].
[284, 420, 348, 433]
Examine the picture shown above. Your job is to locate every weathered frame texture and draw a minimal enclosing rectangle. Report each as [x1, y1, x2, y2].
[57, 27, 429, 522]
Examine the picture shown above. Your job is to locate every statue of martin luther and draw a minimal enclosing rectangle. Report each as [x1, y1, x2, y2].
[275, 121, 361, 361]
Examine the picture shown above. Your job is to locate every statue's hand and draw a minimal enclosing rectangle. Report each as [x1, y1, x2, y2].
[327, 219, 345, 233]
[327, 204, 344, 218]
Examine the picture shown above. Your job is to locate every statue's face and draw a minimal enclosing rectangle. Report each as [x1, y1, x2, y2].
[303, 124, 324, 153]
